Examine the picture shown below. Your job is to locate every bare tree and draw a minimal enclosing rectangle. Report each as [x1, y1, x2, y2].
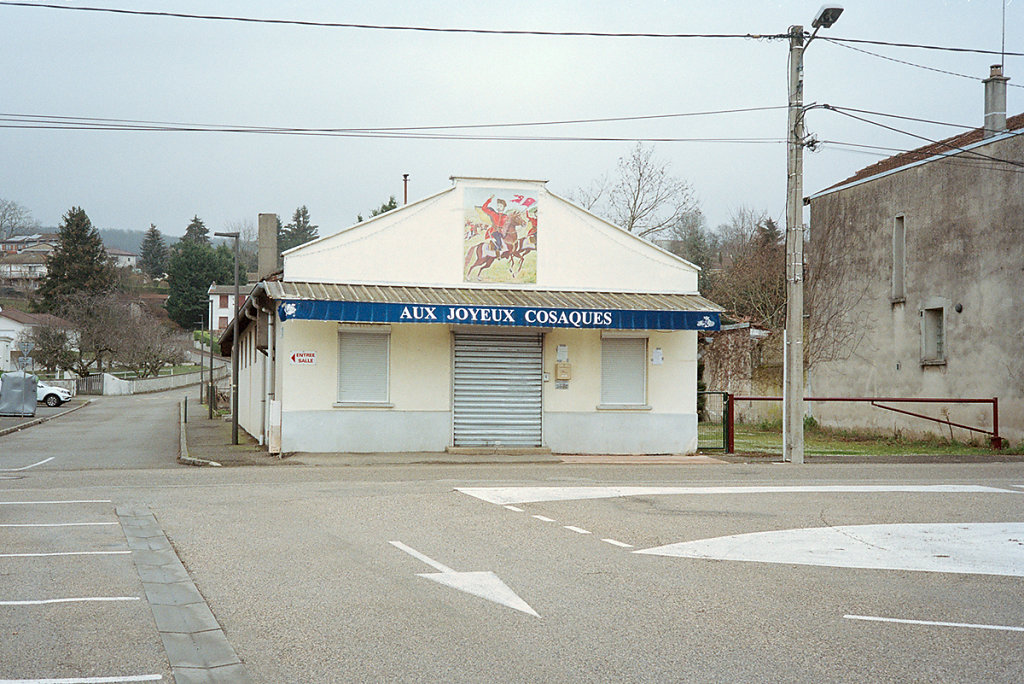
[119, 310, 187, 378]
[50, 294, 127, 376]
[574, 143, 701, 240]
[0, 198, 40, 240]
[804, 215, 871, 370]
[706, 207, 786, 329]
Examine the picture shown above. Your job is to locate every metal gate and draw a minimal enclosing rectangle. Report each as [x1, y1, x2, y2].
[453, 333, 543, 447]
[697, 391, 728, 450]
[75, 375, 104, 395]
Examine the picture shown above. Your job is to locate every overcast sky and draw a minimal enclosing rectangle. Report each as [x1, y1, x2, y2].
[1, 1, 1019, 238]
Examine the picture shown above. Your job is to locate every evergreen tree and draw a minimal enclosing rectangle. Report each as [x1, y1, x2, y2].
[182, 215, 210, 245]
[38, 206, 116, 312]
[139, 224, 169, 278]
[279, 205, 319, 253]
[165, 241, 233, 328]
[356, 196, 398, 223]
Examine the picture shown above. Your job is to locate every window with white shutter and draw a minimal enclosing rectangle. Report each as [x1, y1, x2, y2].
[600, 337, 647, 406]
[337, 329, 390, 403]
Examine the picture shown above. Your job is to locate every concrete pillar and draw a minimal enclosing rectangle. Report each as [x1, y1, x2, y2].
[257, 213, 279, 279]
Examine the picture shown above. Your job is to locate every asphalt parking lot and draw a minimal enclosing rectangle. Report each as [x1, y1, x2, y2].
[0, 397, 89, 435]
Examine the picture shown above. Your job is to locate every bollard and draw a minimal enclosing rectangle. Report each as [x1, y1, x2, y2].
[184, 396, 188, 423]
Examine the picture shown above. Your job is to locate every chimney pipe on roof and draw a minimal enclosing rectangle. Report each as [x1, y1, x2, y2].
[983, 64, 1009, 138]
[257, 213, 278, 279]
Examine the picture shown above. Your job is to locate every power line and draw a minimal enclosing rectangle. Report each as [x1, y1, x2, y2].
[0, 2, 786, 40]
[824, 35, 1024, 57]
[0, 106, 788, 135]
[823, 106, 1024, 169]
[821, 139, 1024, 173]
[817, 106, 973, 130]
[822, 38, 1024, 89]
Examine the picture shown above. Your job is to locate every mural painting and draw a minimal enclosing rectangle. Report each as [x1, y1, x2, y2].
[463, 187, 538, 283]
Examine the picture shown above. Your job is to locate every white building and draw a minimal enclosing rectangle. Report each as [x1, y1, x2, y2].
[0, 307, 69, 372]
[104, 247, 138, 270]
[221, 177, 720, 454]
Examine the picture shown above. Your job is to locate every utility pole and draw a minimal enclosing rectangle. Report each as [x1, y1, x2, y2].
[784, 24, 806, 465]
[784, 6, 843, 465]
[214, 231, 240, 445]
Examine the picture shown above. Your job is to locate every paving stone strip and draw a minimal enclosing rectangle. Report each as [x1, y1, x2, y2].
[117, 506, 253, 684]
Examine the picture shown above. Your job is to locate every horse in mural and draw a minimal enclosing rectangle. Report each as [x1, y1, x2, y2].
[464, 211, 529, 280]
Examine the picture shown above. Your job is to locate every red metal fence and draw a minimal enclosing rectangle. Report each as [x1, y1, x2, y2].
[726, 395, 1003, 453]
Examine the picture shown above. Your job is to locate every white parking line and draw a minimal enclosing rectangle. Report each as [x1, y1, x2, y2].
[844, 614, 1024, 632]
[532, 515, 555, 522]
[0, 551, 131, 558]
[0, 597, 140, 606]
[504, 505, 524, 512]
[0, 457, 55, 472]
[564, 526, 591, 534]
[0, 676, 161, 683]
[0, 677, 162, 683]
[0, 500, 112, 506]
[0, 523, 117, 528]
[602, 538, 634, 548]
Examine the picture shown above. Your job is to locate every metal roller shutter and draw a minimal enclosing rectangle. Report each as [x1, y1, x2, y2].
[453, 333, 543, 447]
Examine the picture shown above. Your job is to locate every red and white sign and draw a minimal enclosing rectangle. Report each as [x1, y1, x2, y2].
[289, 351, 317, 365]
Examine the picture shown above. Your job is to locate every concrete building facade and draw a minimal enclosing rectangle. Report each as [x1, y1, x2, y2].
[806, 68, 1023, 443]
[223, 177, 720, 454]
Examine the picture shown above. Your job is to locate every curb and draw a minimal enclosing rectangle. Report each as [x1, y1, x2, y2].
[0, 398, 94, 437]
[178, 399, 221, 468]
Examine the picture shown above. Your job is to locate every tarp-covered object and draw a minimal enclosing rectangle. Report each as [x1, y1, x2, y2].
[0, 371, 37, 417]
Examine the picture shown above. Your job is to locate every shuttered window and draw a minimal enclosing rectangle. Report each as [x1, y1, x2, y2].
[337, 330, 389, 403]
[601, 337, 646, 405]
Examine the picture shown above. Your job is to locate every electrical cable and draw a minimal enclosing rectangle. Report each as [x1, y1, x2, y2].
[823, 35, 1024, 57]
[821, 38, 1024, 89]
[822, 106, 1024, 168]
[0, 2, 787, 40]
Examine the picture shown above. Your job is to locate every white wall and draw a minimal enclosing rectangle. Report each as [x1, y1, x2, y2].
[284, 179, 698, 293]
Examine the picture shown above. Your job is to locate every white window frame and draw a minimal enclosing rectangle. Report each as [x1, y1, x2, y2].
[598, 334, 650, 409]
[335, 324, 392, 407]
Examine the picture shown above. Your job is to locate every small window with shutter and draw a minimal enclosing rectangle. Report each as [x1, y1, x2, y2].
[337, 329, 390, 404]
[600, 336, 647, 406]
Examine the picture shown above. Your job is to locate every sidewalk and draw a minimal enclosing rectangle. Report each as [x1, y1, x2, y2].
[181, 409, 726, 466]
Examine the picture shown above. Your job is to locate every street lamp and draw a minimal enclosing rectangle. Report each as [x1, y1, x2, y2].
[784, 5, 842, 464]
[214, 231, 240, 445]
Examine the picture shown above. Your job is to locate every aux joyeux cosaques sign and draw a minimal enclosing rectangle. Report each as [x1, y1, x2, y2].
[278, 300, 720, 331]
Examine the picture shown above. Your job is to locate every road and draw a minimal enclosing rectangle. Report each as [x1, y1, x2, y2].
[2, 390, 1023, 682]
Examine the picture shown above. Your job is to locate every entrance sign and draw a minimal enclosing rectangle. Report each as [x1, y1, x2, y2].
[289, 351, 317, 365]
[279, 300, 720, 331]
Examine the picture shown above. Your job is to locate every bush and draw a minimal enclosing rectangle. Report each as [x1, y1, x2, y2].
[803, 415, 819, 432]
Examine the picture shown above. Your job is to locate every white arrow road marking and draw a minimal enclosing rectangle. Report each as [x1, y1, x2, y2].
[635, 522, 1024, 577]
[389, 541, 539, 617]
[0, 457, 54, 472]
[456, 485, 1021, 506]
[844, 614, 1024, 632]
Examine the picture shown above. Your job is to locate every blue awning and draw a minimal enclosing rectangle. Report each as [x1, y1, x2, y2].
[264, 281, 721, 331]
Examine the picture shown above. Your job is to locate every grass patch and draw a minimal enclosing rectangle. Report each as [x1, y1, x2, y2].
[728, 421, 1023, 457]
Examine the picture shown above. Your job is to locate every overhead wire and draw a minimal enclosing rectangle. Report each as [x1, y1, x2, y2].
[821, 38, 1024, 89]
[0, 3, 787, 40]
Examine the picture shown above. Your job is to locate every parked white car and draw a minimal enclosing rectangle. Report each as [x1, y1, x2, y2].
[37, 382, 72, 407]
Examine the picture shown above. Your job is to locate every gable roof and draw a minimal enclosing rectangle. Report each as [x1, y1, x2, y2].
[0, 308, 70, 328]
[818, 112, 1024, 195]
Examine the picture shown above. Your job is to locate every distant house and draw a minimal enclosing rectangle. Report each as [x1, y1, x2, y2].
[0, 233, 59, 255]
[105, 247, 138, 270]
[0, 307, 70, 372]
[806, 66, 1023, 442]
[0, 253, 48, 291]
[208, 282, 256, 334]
